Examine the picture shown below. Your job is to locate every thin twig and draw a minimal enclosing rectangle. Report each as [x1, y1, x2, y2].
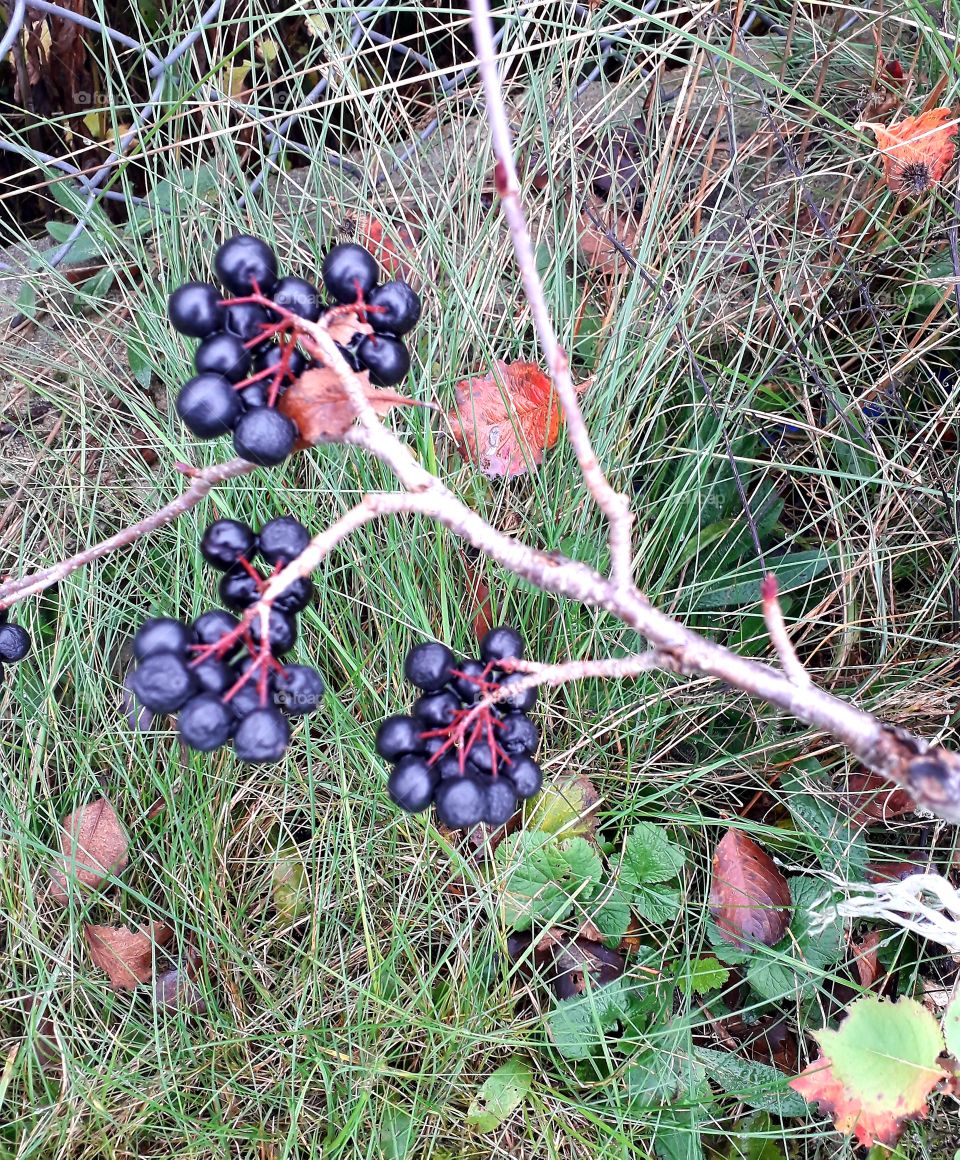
[760, 573, 811, 688]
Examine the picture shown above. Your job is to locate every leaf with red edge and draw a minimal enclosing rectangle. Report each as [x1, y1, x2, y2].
[85, 922, 173, 990]
[861, 107, 957, 195]
[279, 366, 429, 445]
[49, 797, 129, 901]
[709, 829, 790, 951]
[790, 995, 946, 1147]
[447, 361, 587, 478]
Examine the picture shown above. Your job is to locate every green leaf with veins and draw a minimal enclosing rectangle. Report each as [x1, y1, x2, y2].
[496, 833, 602, 930]
[621, 822, 687, 883]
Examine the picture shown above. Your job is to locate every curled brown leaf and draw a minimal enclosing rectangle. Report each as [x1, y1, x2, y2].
[709, 829, 790, 951]
[49, 798, 129, 901]
[85, 922, 173, 990]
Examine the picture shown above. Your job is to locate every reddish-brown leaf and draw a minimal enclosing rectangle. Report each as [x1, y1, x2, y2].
[85, 922, 173, 990]
[49, 798, 129, 901]
[845, 771, 914, 826]
[709, 829, 791, 950]
[447, 361, 587, 478]
[862, 107, 957, 195]
[852, 930, 883, 989]
[338, 212, 422, 283]
[279, 366, 428, 445]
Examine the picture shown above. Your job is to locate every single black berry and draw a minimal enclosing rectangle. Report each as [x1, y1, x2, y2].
[322, 243, 379, 303]
[253, 344, 309, 381]
[219, 566, 261, 610]
[273, 577, 314, 615]
[435, 753, 462, 779]
[132, 617, 191, 661]
[368, 280, 421, 336]
[412, 690, 460, 728]
[483, 778, 518, 827]
[227, 681, 264, 718]
[466, 738, 496, 774]
[270, 275, 322, 322]
[434, 775, 485, 829]
[233, 706, 290, 763]
[194, 332, 251, 382]
[192, 608, 240, 646]
[500, 672, 536, 712]
[233, 406, 297, 466]
[130, 652, 197, 714]
[375, 715, 423, 761]
[356, 334, 410, 386]
[191, 657, 235, 695]
[0, 622, 30, 663]
[236, 655, 277, 689]
[176, 374, 242, 438]
[249, 609, 297, 655]
[423, 736, 445, 758]
[214, 235, 278, 296]
[480, 625, 524, 666]
[499, 712, 539, 755]
[450, 658, 486, 703]
[387, 755, 437, 813]
[404, 641, 454, 692]
[168, 282, 225, 339]
[225, 302, 272, 344]
[239, 383, 269, 409]
[274, 665, 325, 715]
[506, 754, 542, 800]
[200, 519, 256, 571]
[257, 516, 310, 565]
[178, 693, 235, 751]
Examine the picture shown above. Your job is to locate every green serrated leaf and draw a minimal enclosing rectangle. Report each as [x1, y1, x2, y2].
[746, 877, 845, 1002]
[466, 1058, 532, 1132]
[696, 1048, 809, 1118]
[587, 883, 630, 945]
[496, 833, 602, 930]
[625, 1019, 709, 1107]
[681, 956, 730, 996]
[523, 774, 599, 838]
[547, 978, 632, 1060]
[622, 821, 687, 884]
[782, 766, 869, 876]
[694, 548, 836, 611]
[630, 881, 682, 924]
[378, 1106, 415, 1160]
[127, 337, 155, 389]
[652, 1126, 704, 1160]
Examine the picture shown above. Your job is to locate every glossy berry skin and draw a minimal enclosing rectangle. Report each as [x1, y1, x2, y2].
[193, 608, 240, 645]
[191, 657, 235, 695]
[404, 641, 454, 692]
[337, 335, 365, 372]
[500, 672, 537, 713]
[368, 280, 421, 336]
[480, 625, 524, 666]
[132, 617, 191, 661]
[257, 516, 310, 565]
[225, 302, 271, 345]
[375, 715, 423, 761]
[239, 383, 269, 409]
[200, 519, 256, 571]
[219, 566, 261, 610]
[355, 334, 410, 386]
[322, 243, 379, 303]
[227, 681, 264, 718]
[450, 658, 486, 703]
[434, 775, 485, 829]
[0, 622, 30, 662]
[274, 665, 325, 715]
[499, 712, 539, 755]
[253, 344, 309, 380]
[466, 738, 495, 774]
[176, 374, 242, 438]
[273, 577, 313, 616]
[233, 406, 297, 466]
[271, 275, 322, 322]
[130, 652, 197, 713]
[214, 235, 278, 296]
[506, 754, 542, 800]
[177, 693, 234, 751]
[413, 690, 460, 729]
[483, 778, 518, 827]
[388, 755, 437, 813]
[168, 282, 225, 338]
[233, 707, 290, 763]
[249, 609, 297, 655]
[194, 332, 251, 382]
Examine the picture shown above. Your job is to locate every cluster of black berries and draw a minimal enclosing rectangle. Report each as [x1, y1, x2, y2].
[376, 626, 543, 830]
[127, 516, 324, 763]
[167, 235, 421, 467]
[0, 611, 31, 681]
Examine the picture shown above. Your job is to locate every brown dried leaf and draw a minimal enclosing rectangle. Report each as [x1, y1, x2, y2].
[279, 366, 427, 445]
[336, 211, 423, 283]
[548, 936, 625, 999]
[576, 207, 642, 278]
[447, 361, 587, 478]
[861, 107, 957, 195]
[709, 829, 791, 951]
[853, 930, 883, 989]
[845, 771, 915, 826]
[85, 922, 173, 990]
[49, 798, 129, 901]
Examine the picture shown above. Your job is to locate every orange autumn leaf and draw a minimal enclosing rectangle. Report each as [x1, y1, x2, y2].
[85, 922, 173, 990]
[279, 366, 428, 445]
[447, 361, 587, 478]
[861, 107, 957, 195]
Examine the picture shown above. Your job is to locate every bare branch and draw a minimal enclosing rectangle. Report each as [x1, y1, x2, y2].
[466, 0, 635, 592]
[760, 573, 812, 688]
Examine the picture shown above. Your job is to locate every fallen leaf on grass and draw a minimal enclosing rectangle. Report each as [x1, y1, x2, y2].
[845, 771, 914, 826]
[279, 366, 429, 445]
[447, 361, 588, 478]
[523, 773, 600, 838]
[85, 922, 173, 990]
[49, 798, 129, 901]
[335, 211, 422, 282]
[709, 830, 790, 951]
[467, 1058, 533, 1133]
[861, 107, 957, 195]
[547, 936, 625, 999]
[790, 995, 946, 1147]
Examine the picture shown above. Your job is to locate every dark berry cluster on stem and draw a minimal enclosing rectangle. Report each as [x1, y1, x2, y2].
[376, 625, 542, 831]
[128, 516, 323, 763]
[0, 608, 31, 681]
[168, 236, 422, 466]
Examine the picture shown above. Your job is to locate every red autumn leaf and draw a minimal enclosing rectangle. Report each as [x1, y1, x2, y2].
[339, 212, 423, 283]
[447, 361, 587, 478]
[279, 366, 428, 445]
[709, 829, 791, 950]
[85, 922, 173, 990]
[49, 798, 129, 901]
[861, 107, 957, 195]
[845, 771, 914, 826]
